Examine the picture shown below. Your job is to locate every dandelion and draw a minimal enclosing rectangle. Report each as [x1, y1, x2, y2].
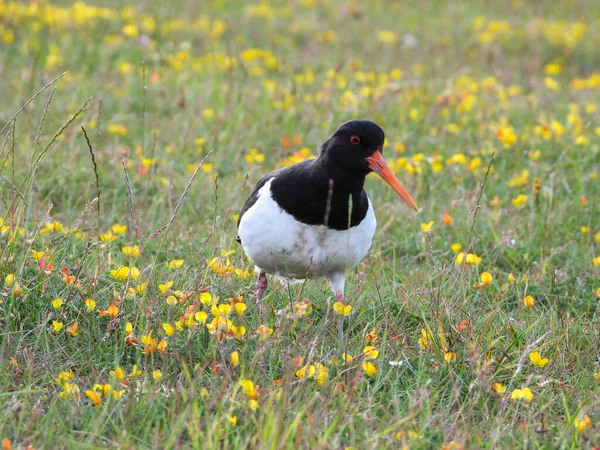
[529, 351, 549, 368]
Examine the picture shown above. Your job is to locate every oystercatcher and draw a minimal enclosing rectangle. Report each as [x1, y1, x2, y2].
[236, 120, 418, 337]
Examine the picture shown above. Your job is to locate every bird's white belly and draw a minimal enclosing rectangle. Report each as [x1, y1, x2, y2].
[238, 179, 377, 279]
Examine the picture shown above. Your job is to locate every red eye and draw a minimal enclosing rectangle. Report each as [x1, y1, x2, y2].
[350, 135, 361, 145]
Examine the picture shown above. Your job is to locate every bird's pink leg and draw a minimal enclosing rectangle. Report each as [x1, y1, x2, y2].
[330, 274, 347, 349]
[255, 271, 268, 314]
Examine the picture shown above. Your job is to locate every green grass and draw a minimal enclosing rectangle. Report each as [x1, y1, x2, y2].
[1, 0, 600, 448]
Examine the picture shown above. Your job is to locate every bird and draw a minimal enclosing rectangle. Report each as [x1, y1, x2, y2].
[236, 119, 418, 340]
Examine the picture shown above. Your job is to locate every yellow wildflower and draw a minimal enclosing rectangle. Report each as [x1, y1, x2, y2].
[529, 351, 549, 368]
[362, 361, 378, 377]
[107, 124, 128, 136]
[333, 302, 352, 316]
[480, 272, 493, 286]
[523, 295, 535, 308]
[84, 298, 96, 311]
[122, 245, 140, 257]
[492, 382, 507, 393]
[420, 221, 434, 233]
[573, 415, 592, 433]
[511, 387, 534, 402]
[363, 346, 379, 360]
[377, 30, 397, 43]
[111, 266, 140, 281]
[52, 298, 63, 309]
[166, 259, 184, 269]
[112, 224, 127, 234]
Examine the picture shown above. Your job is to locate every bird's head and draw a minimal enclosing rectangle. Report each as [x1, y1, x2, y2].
[321, 119, 418, 211]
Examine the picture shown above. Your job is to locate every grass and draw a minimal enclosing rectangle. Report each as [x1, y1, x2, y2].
[1, 0, 600, 448]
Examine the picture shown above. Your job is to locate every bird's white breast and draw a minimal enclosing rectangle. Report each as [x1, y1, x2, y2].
[238, 179, 377, 279]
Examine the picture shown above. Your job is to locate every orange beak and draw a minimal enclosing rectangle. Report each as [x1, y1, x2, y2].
[365, 151, 419, 211]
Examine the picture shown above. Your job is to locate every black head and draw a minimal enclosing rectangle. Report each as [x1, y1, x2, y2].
[320, 120, 385, 173]
[319, 119, 419, 211]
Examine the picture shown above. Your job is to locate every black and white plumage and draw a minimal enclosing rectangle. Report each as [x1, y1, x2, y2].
[236, 120, 418, 320]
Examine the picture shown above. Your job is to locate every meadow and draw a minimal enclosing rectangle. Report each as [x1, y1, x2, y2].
[1, 0, 600, 448]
